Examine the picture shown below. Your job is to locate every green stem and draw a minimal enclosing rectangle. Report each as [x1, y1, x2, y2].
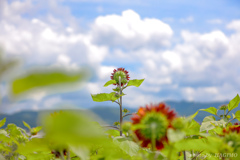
[119, 76, 123, 136]
[66, 149, 70, 160]
[184, 151, 186, 160]
[167, 145, 173, 160]
[226, 118, 236, 126]
[59, 150, 65, 160]
[151, 123, 156, 152]
[130, 130, 147, 160]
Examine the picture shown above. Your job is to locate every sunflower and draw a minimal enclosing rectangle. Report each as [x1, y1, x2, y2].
[221, 123, 240, 153]
[131, 103, 176, 150]
[110, 68, 130, 86]
[223, 123, 240, 135]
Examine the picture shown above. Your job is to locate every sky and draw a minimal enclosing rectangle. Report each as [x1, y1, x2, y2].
[0, 0, 240, 113]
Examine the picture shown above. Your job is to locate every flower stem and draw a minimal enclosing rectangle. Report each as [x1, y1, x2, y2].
[151, 123, 156, 152]
[119, 76, 123, 136]
[66, 149, 70, 160]
[59, 150, 65, 160]
[183, 151, 186, 160]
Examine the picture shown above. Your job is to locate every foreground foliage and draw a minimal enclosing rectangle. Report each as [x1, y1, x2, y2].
[0, 94, 240, 159]
[0, 59, 240, 160]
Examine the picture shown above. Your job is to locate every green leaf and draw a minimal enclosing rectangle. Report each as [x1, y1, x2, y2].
[70, 145, 89, 160]
[113, 137, 139, 157]
[6, 123, 22, 137]
[235, 110, 240, 121]
[31, 126, 42, 135]
[104, 80, 116, 87]
[200, 116, 216, 132]
[185, 119, 200, 135]
[232, 113, 236, 119]
[11, 69, 87, 95]
[23, 121, 31, 130]
[41, 111, 107, 146]
[123, 108, 130, 114]
[91, 92, 118, 102]
[113, 87, 120, 92]
[200, 107, 218, 115]
[127, 79, 144, 87]
[202, 116, 215, 122]
[168, 129, 185, 142]
[212, 126, 223, 135]
[0, 129, 7, 136]
[105, 129, 120, 137]
[228, 94, 240, 111]
[200, 116, 227, 132]
[0, 118, 6, 128]
[173, 137, 222, 153]
[17, 138, 52, 155]
[189, 111, 199, 119]
[113, 121, 120, 126]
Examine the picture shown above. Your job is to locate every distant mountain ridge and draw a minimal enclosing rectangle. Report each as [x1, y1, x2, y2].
[0, 100, 237, 129]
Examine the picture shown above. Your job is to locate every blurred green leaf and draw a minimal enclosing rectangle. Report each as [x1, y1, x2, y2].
[232, 113, 236, 119]
[41, 111, 106, 146]
[70, 145, 89, 160]
[188, 111, 199, 119]
[185, 119, 200, 135]
[113, 137, 139, 157]
[23, 121, 31, 130]
[91, 92, 118, 102]
[0, 59, 18, 78]
[113, 121, 120, 126]
[31, 126, 42, 135]
[112, 87, 120, 92]
[235, 110, 240, 121]
[123, 108, 130, 114]
[0, 118, 6, 128]
[173, 136, 222, 153]
[200, 107, 218, 115]
[228, 94, 240, 111]
[168, 129, 185, 143]
[17, 138, 53, 156]
[103, 80, 116, 87]
[11, 69, 87, 95]
[202, 116, 215, 122]
[200, 116, 216, 132]
[105, 129, 120, 137]
[6, 124, 22, 137]
[127, 79, 144, 87]
[0, 129, 7, 136]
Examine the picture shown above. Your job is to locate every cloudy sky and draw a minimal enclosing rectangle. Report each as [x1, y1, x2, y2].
[0, 0, 240, 113]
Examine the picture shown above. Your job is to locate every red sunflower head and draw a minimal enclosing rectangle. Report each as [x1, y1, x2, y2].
[110, 68, 130, 86]
[223, 124, 240, 135]
[131, 103, 177, 150]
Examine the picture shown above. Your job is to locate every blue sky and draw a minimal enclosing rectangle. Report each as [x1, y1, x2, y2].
[0, 0, 240, 113]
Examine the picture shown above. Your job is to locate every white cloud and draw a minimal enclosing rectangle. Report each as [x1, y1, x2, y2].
[43, 96, 62, 108]
[227, 20, 240, 32]
[91, 9, 173, 50]
[181, 87, 220, 102]
[87, 82, 102, 94]
[97, 66, 116, 80]
[162, 51, 182, 70]
[29, 91, 47, 101]
[1, 0, 240, 112]
[57, 54, 71, 65]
